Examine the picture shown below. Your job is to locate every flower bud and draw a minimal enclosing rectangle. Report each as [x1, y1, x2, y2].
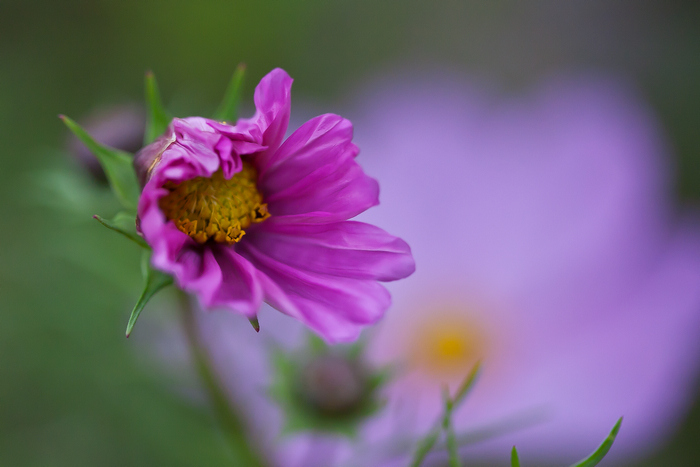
[298, 355, 367, 415]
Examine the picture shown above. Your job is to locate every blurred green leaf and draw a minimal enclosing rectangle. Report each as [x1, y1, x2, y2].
[410, 362, 482, 466]
[569, 417, 623, 467]
[511, 446, 520, 467]
[213, 63, 246, 123]
[410, 426, 441, 467]
[60, 116, 140, 210]
[441, 386, 461, 467]
[144, 71, 172, 145]
[93, 212, 148, 249]
[125, 252, 173, 337]
[454, 360, 481, 407]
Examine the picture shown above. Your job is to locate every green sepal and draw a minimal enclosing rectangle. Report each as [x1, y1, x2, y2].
[568, 417, 623, 467]
[125, 251, 173, 337]
[510, 446, 520, 467]
[213, 63, 246, 123]
[93, 212, 148, 249]
[60, 115, 140, 210]
[144, 71, 172, 145]
[307, 332, 329, 355]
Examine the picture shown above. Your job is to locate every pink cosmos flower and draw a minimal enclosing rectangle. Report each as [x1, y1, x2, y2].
[196, 73, 700, 466]
[133, 68, 415, 342]
[355, 74, 700, 464]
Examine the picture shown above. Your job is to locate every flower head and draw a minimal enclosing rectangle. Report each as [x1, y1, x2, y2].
[134, 69, 415, 342]
[355, 74, 700, 463]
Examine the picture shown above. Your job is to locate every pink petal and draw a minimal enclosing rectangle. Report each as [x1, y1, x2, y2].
[249, 68, 293, 170]
[166, 245, 263, 318]
[239, 241, 391, 343]
[248, 221, 415, 281]
[260, 114, 379, 221]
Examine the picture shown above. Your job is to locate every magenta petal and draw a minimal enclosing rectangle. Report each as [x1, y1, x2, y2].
[248, 221, 415, 281]
[163, 245, 263, 318]
[205, 246, 264, 317]
[260, 114, 379, 220]
[239, 241, 391, 342]
[250, 68, 293, 168]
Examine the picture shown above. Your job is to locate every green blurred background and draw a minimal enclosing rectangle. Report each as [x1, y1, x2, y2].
[1, 1, 700, 465]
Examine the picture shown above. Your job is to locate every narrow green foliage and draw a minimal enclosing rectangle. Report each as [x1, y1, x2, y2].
[511, 446, 520, 467]
[248, 316, 260, 332]
[410, 361, 482, 466]
[569, 417, 623, 467]
[126, 252, 173, 337]
[144, 71, 172, 145]
[93, 212, 148, 248]
[441, 386, 461, 467]
[60, 115, 140, 210]
[454, 360, 481, 406]
[409, 427, 441, 467]
[214, 63, 246, 123]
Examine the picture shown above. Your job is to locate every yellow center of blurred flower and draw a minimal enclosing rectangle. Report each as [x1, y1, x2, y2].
[159, 162, 270, 244]
[410, 313, 487, 378]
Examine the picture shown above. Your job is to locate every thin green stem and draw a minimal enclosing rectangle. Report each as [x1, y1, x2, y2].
[178, 291, 268, 467]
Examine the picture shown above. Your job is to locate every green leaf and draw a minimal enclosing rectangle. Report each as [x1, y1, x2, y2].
[144, 71, 172, 145]
[453, 360, 482, 407]
[445, 416, 460, 467]
[125, 252, 173, 337]
[60, 115, 140, 210]
[213, 63, 246, 123]
[93, 212, 148, 248]
[511, 446, 520, 467]
[569, 417, 623, 467]
[248, 316, 260, 332]
[409, 426, 441, 467]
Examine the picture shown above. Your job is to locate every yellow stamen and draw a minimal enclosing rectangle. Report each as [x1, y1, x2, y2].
[409, 313, 487, 378]
[159, 162, 270, 244]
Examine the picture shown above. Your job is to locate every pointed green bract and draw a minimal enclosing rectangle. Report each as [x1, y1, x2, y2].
[60, 116, 140, 210]
[213, 63, 246, 123]
[511, 446, 520, 467]
[94, 212, 148, 248]
[248, 316, 260, 332]
[144, 71, 172, 145]
[569, 417, 623, 467]
[125, 252, 173, 337]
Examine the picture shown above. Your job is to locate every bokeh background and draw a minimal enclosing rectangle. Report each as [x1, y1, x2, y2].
[1, 1, 700, 465]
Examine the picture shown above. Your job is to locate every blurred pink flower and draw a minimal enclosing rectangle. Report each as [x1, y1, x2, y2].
[201, 72, 700, 466]
[354, 74, 700, 464]
[134, 68, 414, 343]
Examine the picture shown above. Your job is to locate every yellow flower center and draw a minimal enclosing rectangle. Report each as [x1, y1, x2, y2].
[159, 162, 270, 244]
[409, 312, 487, 378]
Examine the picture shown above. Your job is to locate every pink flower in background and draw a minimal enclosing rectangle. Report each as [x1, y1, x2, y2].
[133, 68, 414, 342]
[197, 73, 700, 466]
[354, 75, 700, 464]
